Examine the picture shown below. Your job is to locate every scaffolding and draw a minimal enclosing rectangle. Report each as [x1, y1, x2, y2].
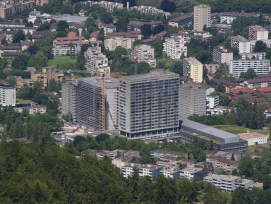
[62, 82, 77, 122]
[76, 77, 119, 131]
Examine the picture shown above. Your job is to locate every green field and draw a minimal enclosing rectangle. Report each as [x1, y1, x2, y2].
[7, 59, 12, 64]
[212, 125, 270, 135]
[47, 56, 77, 66]
[16, 99, 33, 103]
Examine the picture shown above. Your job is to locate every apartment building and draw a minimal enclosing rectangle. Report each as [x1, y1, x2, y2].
[52, 32, 88, 56]
[243, 77, 271, 89]
[213, 46, 233, 65]
[207, 106, 236, 116]
[104, 37, 134, 51]
[122, 163, 163, 181]
[62, 82, 77, 123]
[96, 149, 126, 160]
[75, 77, 119, 131]
[238, 132, 268, 146]
[214, 78, 241, 93]
[17, 105, 46, 115]
[0, 81, 16, 106]
[160, 170, 180, 179]
[169, 15, 192, 27]
[194, 4, 211, 32]
[163, 36, 187, 60]
[112, 155, 135, 169]
[180, 167, 202, 181]
[107, 31, 142, 40]
[231, 35, 250, 54]
[131, 44, 156, 67]
[129, 6, 170, 18]
[31, 67, 64, 87]
[240, 52, 266, 60]
[204, 64, 219, 74]
[179, 83, 206, 118]
[84, 47, 110, 75]
[220, 12, 258, 24]
[206, 95, 219, 113]
[249, 25, 268, 41]
[229, 60, 270, 78]
[81, 1, 123, 13]
[119, 69, 180, 140]
[183, 57, 203, 83]
[204, 174, 262, 191]
[204, 174, 241, 191]
[0, 1, 34, 19]
[150, 149, 171, 158]
[206, 156, 240, 172]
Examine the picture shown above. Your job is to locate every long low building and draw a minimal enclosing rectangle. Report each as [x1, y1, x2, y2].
[180, 117, 240, 143]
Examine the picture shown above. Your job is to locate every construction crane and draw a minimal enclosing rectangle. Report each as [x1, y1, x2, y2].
[101, 73, 106, 131]
[121, 54, 182, 75]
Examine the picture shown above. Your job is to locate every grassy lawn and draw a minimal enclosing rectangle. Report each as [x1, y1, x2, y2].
[47, 56, 77, 66]
[212, 125, 270, 135]
[7, 59, 12, 64]
[16, 99, 33, 103]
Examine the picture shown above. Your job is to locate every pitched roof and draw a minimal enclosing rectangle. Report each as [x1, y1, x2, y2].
[257, 86, 271, 93]
[1, 51, 21, 56]
[90, 32, 98, 38]
[0, 34, 5, 41]
[230, 87, 255, 94]
[246, 77, 271, 84]
[56, 32, 85, 41]
[21, 40, 34, 47]
[214, 78, 237, 87]
[235, 78, 245, 82]
[144, 21, 163, 25]
[169, 15, 191, 22]
[50, 22, 57, 30]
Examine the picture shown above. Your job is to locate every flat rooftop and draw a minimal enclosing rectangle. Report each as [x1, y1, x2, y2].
[184, 57, 202, 65]
[180, 167, 202, 173]
[232, 35, 249, 42]
[180, 117, 240, 143]
[249, 182, 263, 188]
[79, 76, 119, 89]
[250, 25, 267, 32]
[120, 69, 179, 81]
[238, 132, 268, 140]
[122, 163, 161, 170]
[204, 174, 240, 181]
[54, 15, 88, 23]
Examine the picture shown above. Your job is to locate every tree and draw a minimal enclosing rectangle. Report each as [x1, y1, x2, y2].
[240, 68, 257, 79]
[40, 46, 53, 59]
[263, 174, 271, 190]
[12, 29, 26, 43]
[55, 31, 67, 37]
[0, 57, 7, 68]
[141, 24, 152, 38]
[36, 31, 54, 47]
[74, 2, 82, 13]
[160, 0, 176, 12]
[101, 12, 113, 24]
[68, 42, 74, 59]
[253, 40, 267, 52]
[230, 47, 241, 59]
[35, 51, 48, 67]
[215, 83, 226, 93]
[153, 24, 164, 35]
[61, 3, 73, 15]
[231, 153, 235, 161]
[97, 28, 105, 41]
[57, 20, 69, 32]
[12, 54, 30, 70]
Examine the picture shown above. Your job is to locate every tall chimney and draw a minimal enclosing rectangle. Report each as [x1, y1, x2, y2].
[127, 2, 129, 9]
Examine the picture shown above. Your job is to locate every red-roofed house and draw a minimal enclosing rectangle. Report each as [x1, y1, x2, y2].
[229, 87, 256, 98]
[90, 32, 98, 41]
[53, 32, 88, 56]
[257, 86, 271, 94]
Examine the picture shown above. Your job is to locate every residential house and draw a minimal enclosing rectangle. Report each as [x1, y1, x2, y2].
[169, 15, 192, 27]
[214, 78, 241, 93]
[122, 163, 163, 181]
[96, 149, 126, 160]
[112, 155, 136, 169]
[180, 167, 202, 180]
[78, 9, 88, 16]
[228, 87, 256, 98]
[21, 40, 34, 51]
[17, 105, 47, 115]
[242, 152, 263, 159]
[150, 149, 171, 158]
[160, 170, 180, 179]
[206, 156, 240, 172]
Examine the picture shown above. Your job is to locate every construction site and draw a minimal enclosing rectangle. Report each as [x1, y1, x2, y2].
[62, 76, 119, 132]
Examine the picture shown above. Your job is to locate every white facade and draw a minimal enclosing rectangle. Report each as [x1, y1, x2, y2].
[238, 132, 268, 146]
[231, 35, 251, 54]
[132, 44, 156, 67]
[104, 37, 134, 51]
[230, 60, 270, 78]
[206, 95, 219, 109]
[206, 87, 215, 95]
[129, 6, 170, 18]
[160, 170, 180, 179]
[81, 1, 123, 13]
[207, 106, 236, 115]
[204, 174, 241, 191]
[240, 52, 266, 60]
[0, 84, 16, 106]
[122, 163, 163, 181]
[180, 167, 202, 181]
[213, 46, 233, 65]
[18, 105, 46, 115]
[163, 36, 187, 60]
[249, 25, 268, 41]
[85, 47, 110, 75]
